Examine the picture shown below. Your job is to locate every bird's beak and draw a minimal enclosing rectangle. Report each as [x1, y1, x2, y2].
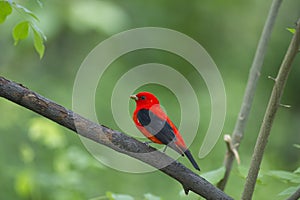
[130, 94, 138, 100]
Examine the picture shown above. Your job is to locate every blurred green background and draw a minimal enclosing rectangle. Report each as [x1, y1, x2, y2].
[1, 0, 300, 199]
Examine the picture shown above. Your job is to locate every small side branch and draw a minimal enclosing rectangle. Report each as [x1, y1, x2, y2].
[0, 76, 233, 200]
[241, 18, 300, 200]
[224, 135, 240, 165]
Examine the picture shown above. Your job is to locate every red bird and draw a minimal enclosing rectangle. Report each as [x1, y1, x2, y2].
[130, 91, 200, 171]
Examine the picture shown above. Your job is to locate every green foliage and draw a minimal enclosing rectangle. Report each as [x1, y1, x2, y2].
[32, 25, 45, 58]
[278, 186, 299, 196]
[0, 0, 45, 58]
[266, 168, 300, 197]
[14, 117, 105, 199]
[15, 169, 36, 198]
[0, 1, 12, 23]
[267, 170, 300, 184]
[13, 21, 30, 45]
[1, 0, 300, 199]
[265, 145, 300, 197]
[13, 3, 39, 21]
[286, 28, 296, 34]
[67, 1, 129, 34]
[20, 143, 35, 164]
[28, 117, 66, 149]
[201, 167, 225, 185]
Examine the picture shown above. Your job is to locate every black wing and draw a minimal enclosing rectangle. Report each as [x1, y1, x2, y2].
[137, 109, 176, 145]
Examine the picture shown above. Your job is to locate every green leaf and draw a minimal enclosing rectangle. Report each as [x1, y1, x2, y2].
[294, 167, 300, 174]
[267, 170, 300, 183]
[32, 27, 45, 59]
[286, 28, 296, 34]
[201, 167, 225, 185]
[278, 186, 299, 196]
[13, 3, 39, 21]
[0, 1, 12, 24]
[12, 21, 30, 45]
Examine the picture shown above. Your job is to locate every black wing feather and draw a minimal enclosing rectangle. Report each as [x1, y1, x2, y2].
[137, 109, 175, 145]
[137, 109, 200, 170]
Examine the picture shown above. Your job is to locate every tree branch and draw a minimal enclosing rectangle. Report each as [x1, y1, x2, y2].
[0, 76, 233, 200]
[241, 18, 300, 200]
[217, 0, 283, 190]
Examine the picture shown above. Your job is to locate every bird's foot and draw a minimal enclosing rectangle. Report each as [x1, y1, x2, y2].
[163, 145, 168, 153]
[143, 141, 153, 146]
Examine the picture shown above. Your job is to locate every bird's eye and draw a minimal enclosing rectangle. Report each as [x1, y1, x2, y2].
[140, 96, 146, 100]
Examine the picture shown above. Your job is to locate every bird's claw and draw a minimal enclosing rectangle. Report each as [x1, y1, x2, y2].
[143, 141, 153, 146]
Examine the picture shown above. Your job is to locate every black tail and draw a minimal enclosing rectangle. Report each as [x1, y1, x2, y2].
[184, 150, 200, 171]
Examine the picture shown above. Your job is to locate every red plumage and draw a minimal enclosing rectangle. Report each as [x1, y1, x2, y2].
[130, 91, 200, 171]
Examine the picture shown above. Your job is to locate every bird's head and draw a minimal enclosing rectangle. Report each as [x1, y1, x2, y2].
[130, 92, 160, 108]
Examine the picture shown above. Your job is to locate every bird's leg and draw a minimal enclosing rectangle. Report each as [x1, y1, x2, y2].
[163, 145, 168, 152]
[143, 141, 153, 146]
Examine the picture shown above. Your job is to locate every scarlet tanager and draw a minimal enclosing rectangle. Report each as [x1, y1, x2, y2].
[130, 92, 200, 171]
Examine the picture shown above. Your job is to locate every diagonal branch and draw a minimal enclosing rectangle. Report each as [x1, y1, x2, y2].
[242, 18, 300, 200]
[217, 0, 283, 190]
[0, 76, 233, 200]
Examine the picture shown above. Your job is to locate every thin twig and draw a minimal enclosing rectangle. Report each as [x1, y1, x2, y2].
[224, 135, 240, 165]
[0, 76, 233, 200]
[279, 103, 291, 108]
[241, 18, 300, 200]
[286, 187, 300, 200]
[217, 0, 283, 190]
